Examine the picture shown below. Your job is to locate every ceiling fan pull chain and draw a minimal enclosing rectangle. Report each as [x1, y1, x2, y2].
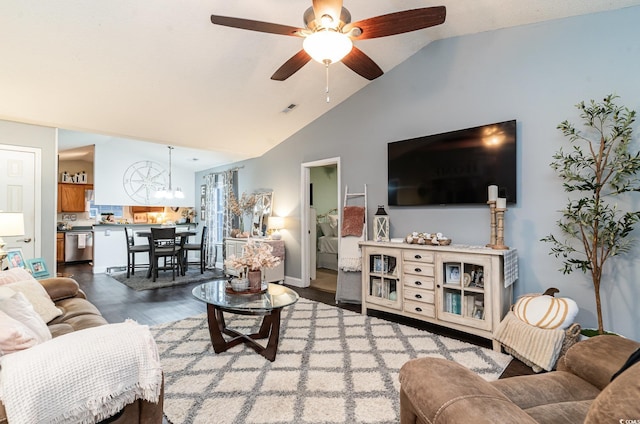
[324, 60, 330, 103]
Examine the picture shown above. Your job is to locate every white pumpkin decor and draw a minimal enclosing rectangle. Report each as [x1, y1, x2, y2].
[513, 288, 579, 330]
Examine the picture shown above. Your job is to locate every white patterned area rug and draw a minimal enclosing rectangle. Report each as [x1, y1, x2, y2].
[151, 298, 511, 424]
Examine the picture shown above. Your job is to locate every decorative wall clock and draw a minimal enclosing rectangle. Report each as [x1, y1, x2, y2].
[122, 161, 168, 205]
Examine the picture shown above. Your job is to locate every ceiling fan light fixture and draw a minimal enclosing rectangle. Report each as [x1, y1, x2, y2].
[303, 30, 352, 64]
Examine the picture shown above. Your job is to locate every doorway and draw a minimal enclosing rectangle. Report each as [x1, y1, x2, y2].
[300, 158, 340, 293]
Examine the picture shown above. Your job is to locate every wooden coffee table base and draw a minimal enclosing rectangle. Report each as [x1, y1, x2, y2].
[206, 303, 282, 362]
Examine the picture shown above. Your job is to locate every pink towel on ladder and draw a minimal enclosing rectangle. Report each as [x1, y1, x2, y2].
[341, 206, 365, 237]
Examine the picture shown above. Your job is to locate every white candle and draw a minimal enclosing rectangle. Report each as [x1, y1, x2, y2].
[496, 197, 507, 209]
[488, 185, 498, 202]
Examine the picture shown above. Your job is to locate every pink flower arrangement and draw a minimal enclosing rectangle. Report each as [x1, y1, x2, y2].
[224, 240, 281, 271]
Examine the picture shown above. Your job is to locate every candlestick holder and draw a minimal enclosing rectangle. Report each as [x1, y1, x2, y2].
[492, 207, 509, 250]
[486, 200, 496, 247]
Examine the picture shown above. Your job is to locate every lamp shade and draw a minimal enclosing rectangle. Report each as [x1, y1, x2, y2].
[268, 216, 285, 240]
[0, 212, 25, 237]
[268, 216, 284, 230]
[303, 30, 353, 64]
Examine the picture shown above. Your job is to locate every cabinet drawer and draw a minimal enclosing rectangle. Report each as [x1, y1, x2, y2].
[402, 250, 434, 264]
[404, 300, 435, 318]
[402, 263, 434, 277]
[404, 287, 434, 304]
[404, 276, 434, 290]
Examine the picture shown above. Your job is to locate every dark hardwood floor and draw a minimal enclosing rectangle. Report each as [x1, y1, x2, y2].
[57, 262, 534, 378]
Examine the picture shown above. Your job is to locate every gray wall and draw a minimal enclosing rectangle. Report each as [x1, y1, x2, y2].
[0, 120, 58, 271]
[197, 6, 640, 339]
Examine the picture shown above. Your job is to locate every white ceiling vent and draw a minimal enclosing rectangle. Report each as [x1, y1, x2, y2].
[282, 104, 298, 113]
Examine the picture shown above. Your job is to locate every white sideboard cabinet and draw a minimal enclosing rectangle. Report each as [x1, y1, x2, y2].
[360, 241, 516, 350]
[223, 238, 285, 283]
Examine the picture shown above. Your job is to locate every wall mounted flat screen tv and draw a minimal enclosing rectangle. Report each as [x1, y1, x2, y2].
[388, 120, 517, 206]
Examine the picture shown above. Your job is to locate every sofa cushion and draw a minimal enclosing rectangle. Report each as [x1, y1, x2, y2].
[491, 371, 600, 410]
[585, 362, 640, 423]
[0, 309, 39, 355]
[47, 298, 108, 333]
[524, 400, 593, 424]
[0, 267, 34, 286]
[0, 290, 51, 345]
[561, 335, 640, 390]
[4, 279, 62, 323]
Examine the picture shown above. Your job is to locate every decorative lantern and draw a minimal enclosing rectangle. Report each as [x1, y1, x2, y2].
[373, 205, 390, 242]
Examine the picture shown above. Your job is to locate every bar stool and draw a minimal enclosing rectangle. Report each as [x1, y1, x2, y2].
[124, 227, 150, 278]
[183, 226, 209, 274]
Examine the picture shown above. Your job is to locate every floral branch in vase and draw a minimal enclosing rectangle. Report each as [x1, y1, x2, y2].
[224, 240, 281, 273]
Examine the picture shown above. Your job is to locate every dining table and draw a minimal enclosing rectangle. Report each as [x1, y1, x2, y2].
[136, 227, 197, 278]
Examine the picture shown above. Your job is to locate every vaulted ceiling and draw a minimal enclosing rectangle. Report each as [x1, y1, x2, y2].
[2, 0, 640, 169]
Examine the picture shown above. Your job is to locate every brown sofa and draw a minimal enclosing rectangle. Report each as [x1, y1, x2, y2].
[0, 276, 164, 424]
[399, 335, 640, 423]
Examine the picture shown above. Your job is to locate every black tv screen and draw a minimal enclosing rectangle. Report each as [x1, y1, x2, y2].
[388, 120, 517, 206]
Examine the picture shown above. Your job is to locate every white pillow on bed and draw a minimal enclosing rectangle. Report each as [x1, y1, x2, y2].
[328, 215, 339, 236]
[319, 222, 334, 237]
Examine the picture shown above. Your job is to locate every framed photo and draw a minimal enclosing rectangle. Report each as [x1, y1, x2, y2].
[463, 272, 472, 287]
[445, 264, 461, 284]
[133, 213, 148, 223]
[473, 305, 485, 320]
[6, 248, 26, 269]
[373, 256, 383, 272]
[26, 258, 50, 279]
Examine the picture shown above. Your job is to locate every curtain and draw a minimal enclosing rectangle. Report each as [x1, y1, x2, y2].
[203, 169, 237, 268]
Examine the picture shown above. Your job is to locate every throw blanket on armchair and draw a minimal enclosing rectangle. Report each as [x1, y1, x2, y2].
[0, 320, 162, 424]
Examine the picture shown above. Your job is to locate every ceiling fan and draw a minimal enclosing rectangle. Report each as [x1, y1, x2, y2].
[211, 0, 446, 81]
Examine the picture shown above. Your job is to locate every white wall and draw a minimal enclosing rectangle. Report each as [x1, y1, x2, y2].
[94, 138, 194, 207]
[0, 120, 57, 271]
[197, 6, 640, 339]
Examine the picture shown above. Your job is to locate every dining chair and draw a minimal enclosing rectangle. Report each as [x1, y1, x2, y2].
[124, 226, 150, 278]
[150, 227, 184, 282]
[183, 226, 209, 274]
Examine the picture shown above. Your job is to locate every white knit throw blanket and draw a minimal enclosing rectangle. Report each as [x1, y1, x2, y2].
[0, 320, 162, 424]
[493, 311, 565, 372]
[338, 235, 363, 272]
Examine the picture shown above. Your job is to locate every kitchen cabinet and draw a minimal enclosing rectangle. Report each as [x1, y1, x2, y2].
[361, 241, 516, 350]
[58, 183, 93, 212]
[56, 232, 65, 263]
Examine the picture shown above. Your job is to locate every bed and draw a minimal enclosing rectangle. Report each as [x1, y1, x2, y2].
[317, 209, 339, 271]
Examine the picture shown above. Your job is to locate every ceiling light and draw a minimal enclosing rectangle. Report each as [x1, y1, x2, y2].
[155, 146, 185, 200]
[303, 30, 353, 65]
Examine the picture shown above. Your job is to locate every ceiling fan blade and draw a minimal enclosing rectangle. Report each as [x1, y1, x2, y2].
[341, 46, 383, 81]
[211, 15, 304, 37]
[312, 0, 344, 25]
[344, 6, 446, 40]
[271, 50, 312, 81]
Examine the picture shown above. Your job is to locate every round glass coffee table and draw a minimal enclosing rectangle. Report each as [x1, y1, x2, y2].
[192, 280, 299, 361]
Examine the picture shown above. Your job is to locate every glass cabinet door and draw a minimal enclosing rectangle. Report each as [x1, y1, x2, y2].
[365, 249, 402, 310]
[436, 253, 492, 331]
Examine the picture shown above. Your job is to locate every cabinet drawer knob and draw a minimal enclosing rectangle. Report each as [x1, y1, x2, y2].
[415, 294, 422, 299]
[415, 281, 422, 286]
[414, 254, 422, 259]
[414, 268, 422, 273]
[415, 307, 423, 312]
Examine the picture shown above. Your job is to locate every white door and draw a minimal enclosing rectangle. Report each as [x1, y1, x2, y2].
[0, 144, 41, 260]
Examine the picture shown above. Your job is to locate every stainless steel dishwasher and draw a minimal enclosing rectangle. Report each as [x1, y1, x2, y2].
[64, 231, 94, 262]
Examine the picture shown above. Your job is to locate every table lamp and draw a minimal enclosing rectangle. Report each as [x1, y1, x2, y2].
[0, 212, 25, 261]
[268, 216, 284, 240]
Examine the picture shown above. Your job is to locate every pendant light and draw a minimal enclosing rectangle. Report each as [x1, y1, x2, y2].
[155, 146, 185, 200]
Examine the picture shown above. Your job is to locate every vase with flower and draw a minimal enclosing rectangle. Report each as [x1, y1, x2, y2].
[224, 240, 281, 292]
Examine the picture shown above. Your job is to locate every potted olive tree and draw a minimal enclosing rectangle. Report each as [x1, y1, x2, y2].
[541, 94, 640, 335]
